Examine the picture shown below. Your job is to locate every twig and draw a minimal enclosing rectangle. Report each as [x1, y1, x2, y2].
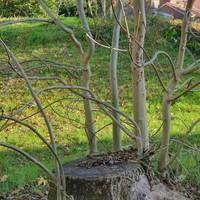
[169, 117, 200, 166]
[171, 80, 200, 102]
[86, 33, 127, 52]
[181, 59, 200, 75]
[0, 142, 56, 181]
[144, 50, 176, 80]
[0, 39, 64, 200]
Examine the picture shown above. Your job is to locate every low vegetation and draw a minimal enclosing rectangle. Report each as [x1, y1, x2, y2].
[0, 16, 199, 194]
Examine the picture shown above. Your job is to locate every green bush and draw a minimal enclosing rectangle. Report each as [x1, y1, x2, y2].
[59, 0, 77, 17]
[0, 0, 42, 17]
[0, 0, 97, 18]
[58, 0, 96, 17]
[0, 0, 63, 17]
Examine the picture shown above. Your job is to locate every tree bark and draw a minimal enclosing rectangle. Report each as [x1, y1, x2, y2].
[77, 0, 97, 155]
[48, 158, 188, 200]
[132, 0, 149, 153]
[158, 0, 195, 172]
[110, 0, 123, 152]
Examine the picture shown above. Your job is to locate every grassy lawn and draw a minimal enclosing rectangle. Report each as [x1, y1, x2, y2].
[0, 17, 200, 193]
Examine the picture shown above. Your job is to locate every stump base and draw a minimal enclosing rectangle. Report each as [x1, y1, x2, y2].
[48, 157, 188, 200]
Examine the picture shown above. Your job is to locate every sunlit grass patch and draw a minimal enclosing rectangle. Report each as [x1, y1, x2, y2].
[0, 17, 200, 193]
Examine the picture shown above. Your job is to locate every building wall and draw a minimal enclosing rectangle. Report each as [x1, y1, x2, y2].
[152, 0, 200, 19]
[193, 0, 200, 11]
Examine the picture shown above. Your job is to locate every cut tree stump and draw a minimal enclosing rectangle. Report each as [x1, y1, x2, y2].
[48, 157, 188, 200]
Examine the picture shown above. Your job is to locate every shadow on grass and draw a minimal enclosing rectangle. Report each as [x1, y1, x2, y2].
[0, 137, 115, 193]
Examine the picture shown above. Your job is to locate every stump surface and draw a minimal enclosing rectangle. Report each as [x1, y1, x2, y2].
[48, 156, 188, 200]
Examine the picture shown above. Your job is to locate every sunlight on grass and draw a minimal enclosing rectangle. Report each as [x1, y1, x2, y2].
[0, 17, 200, 193]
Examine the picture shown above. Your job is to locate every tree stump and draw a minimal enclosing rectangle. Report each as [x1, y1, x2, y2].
[48, 157, 188, 200]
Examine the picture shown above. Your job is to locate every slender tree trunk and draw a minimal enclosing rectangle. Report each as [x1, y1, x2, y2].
[97, 0, 104, 17]
[132, 0, 149, 153]
[103, 0, 106, 17]
[159, 81, 176, 171]
[110, 0, 122, 151]
[77, 0, 97, 155]
[159, 0, 194, 172]
[82, 62, 97, 154]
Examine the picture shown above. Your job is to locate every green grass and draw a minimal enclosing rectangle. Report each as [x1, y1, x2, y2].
[0, 17, 200, 193]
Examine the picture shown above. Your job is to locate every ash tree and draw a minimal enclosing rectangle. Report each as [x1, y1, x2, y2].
[0, 0, 200, 199]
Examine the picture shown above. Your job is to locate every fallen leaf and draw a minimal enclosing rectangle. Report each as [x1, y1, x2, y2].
[37, 177, 48, 186]
[0, 175, 8, 183]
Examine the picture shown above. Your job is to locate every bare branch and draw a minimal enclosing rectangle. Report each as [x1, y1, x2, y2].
[144, 51, 176, 80]
[0, 142, 56, 181]
[36, 0, 84, 56]
[86, 33, 127, 52]
[169, 118, 200, 165]
[181, 59, 200, 75]
[0, 39, 64, 199]
[9, 83, 142, 152]
[0, 97, 79, 131]
[171, 80, 200, 102]
[95, 122, 112, 134]
[0, 115, 63, 171]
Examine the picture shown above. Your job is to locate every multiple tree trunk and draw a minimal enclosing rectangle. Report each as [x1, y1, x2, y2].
[37, 0, 197, 180]
[2, 0, 199, 200]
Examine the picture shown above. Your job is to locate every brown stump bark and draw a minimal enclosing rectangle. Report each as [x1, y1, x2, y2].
[48, 158, 188, 200]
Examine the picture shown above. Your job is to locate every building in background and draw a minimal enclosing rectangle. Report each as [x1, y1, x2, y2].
[152, 0, 200, 21]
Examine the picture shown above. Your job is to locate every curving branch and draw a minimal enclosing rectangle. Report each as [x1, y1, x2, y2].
[181, 59, 200, 75]
[0, 142, 56, 181]
[144, 50, 176, 80]
[5, 82, 142, 154]
[86, 33, 127, 52]
[36, 0, 98, 155]
[169, 118, 200, 165]
[0, 39, 65, 200]
[36, 0, 84, 56]
[189, 25, 200, 41]
[0, 115, 63, 172]
[171, 80, 200, 102]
